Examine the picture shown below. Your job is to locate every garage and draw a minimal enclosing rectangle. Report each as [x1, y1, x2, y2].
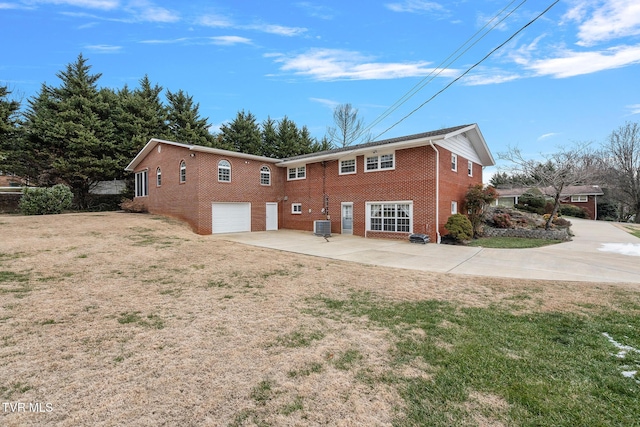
[212, 202, 251, 234]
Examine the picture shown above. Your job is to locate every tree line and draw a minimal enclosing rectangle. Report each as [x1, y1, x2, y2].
[491, 122, 640, 223]
[0, 54, 332, 208]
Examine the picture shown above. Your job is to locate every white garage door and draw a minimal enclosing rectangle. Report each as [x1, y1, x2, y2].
[212, 203, 251, 234]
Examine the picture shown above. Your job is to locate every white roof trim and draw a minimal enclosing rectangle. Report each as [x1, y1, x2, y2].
[125, 138, 280, 171]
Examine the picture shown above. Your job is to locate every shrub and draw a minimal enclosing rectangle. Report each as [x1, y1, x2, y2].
[445, 214, 473, 242]
[553, 217, 572, 227]
[120, 198, 148, 213]
[19, 184, 73, 215]
[559, 204, 588, 218]
[492, 213, 512, 228]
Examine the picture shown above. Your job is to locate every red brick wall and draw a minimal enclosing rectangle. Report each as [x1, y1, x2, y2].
[280, 146, 440, 240]
[560, 197, 597, 220]
[438, 147, 483, 237]
[133, 141, 484, 240]
[133, 144, 283, 234]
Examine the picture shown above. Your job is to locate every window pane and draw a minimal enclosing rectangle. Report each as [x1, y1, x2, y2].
[371, 218, 382, 231]
[366, 156, 378, 170]
[380, 154, 393, 169]
[260, 167, 270, 185]
[341, 159, 355, 173]
[289, 168, 296, 179]
[298, 166, 306, 178]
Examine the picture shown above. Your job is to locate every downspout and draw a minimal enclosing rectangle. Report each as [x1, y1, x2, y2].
[594, 195, 598, 220]
[428, 140, 441, 244]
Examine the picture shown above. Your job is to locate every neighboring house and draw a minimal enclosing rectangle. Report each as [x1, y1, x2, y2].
[125, 123, 495, 242]
[495, 185, 604, 220]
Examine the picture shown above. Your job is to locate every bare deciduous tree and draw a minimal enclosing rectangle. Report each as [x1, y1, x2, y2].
[602, 122, 640, 222]
[326, 103, 369, 147]
[499, 143, 596, 230]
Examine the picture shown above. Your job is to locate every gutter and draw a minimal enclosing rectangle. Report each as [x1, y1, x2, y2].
[429, 140, 441, 244]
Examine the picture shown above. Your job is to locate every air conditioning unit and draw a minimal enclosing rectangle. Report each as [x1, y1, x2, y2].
[314, 220, 331, 236]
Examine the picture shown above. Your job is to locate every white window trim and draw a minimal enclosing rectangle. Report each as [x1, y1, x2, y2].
[365, 201, 413, 233]
[467, 160, 473, 177]
[571, 195, 588, 202]
[364, 151, 395, 173]
[451, 154, 458, 172]
[451, 201, 458, 215]
[339, 158, 357, 175]
[291, 203, 302, 214]
[179, 160, 186, 183]
[260, 166, 271, 186]
[218, 159, 231, 183]
[287, 166, 306, 181]
[135, 170, 148, 197]
[156, 167, 161, 187]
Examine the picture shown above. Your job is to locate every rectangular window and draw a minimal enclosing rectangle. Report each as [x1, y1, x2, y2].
[571, 195, 588, 202]
[451, 154, 457, 172]
[365, 152, 394, 172]
[368, 202, 412, 233]
[291, 203, 302, 214]
[451, 201, 458, 214]
[135, 170, 148, 197]
[287, 166, 306, 180]
[468, 160, 473, 177]
[340, 159, 356, 175]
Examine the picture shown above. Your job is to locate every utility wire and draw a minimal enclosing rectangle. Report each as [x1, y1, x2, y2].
[360, 0, 526, 138]
[372, 0, 560, 141]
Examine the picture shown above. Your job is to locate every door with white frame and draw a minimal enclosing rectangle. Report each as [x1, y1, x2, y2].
[341, 202, 353, 235]
[266, 202, 278, 231]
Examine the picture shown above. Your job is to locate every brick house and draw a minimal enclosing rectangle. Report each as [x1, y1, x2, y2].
[495, 185, 604, 220]
[125, 123, 495, 242]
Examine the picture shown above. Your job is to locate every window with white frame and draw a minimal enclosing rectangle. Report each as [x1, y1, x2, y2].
[288, 166, 306, 180]
[260, 166, 271, 185]
[451, 154, 457, 172]
[156, 167, 161, 186]
[571, 195, 588, 202]
[179, 160, 186, 183]
[218, 160, 231, 182]
[468, 160, 473, 177]
[135, 170, 148, 197]
[340, 159, 356, 175]
[368, 202, 412, 232]
[291, 203, 302, 214]
[451, 201, 458, 214]
[365, 152, 394, 172]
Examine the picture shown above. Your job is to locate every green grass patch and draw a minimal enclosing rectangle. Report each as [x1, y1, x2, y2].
[625, 226, 640, 239]
[117, 311, 165, 329]
[274, 329, 325, 348]
[281, 396, 304, 415]
[127, 227, 179, 248]
[468, 236, 563, 248]
[250, 379, 275, 405]
[314, 292, 640, 426]
[287, 362, 323, 378]
[0, 270, 33, 298]
[0, 382, 32, 399]
[206, 279, 231, 288]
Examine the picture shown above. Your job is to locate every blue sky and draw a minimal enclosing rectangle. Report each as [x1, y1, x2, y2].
[2, 0, 640, 180]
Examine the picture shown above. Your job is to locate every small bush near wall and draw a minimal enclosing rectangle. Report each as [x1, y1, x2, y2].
[560, 204, 588, 218]
[492, 213, 512, 228]
[0, 193, 21, 213]
[19, 184, 73, 215]
[445, 214, 473, 242]
[120, 198, 148, 213]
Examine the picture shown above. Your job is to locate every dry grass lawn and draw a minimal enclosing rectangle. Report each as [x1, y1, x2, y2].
[1, 212, 639, 426]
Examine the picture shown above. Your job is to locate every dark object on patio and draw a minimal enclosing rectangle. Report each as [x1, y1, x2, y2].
[409, 233, 430, 244]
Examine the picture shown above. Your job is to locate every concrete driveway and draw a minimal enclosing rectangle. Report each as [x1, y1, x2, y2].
[212, 218, 640, 283]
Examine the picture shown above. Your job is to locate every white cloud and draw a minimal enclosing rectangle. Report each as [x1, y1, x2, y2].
[139, 37, 189, 44]
[627, 104, 640, 115]
[310, 97, 340, 109]
[564, 0, 640, 46]
[31, 0, 119, 10]
[524, 44, 640, 78]
[463, 71, 521, 86]
[244, 23, 307, 37]
[385, 0, 447, 14]
[537, 132, 559, 141]
[295, 2, 334, 20]
[125, 0, 178, 23]
[272, 48, 456, 81]
[85, 44, 122, 53]
[196, 13, 234, 28]
[209, 36, 252, 46]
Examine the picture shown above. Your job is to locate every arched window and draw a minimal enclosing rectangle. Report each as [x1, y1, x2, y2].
[260, 166, 271, 185]
[179, 161, 186, 183]
[218, 160, 231, 182]
[156, 167, 162, 186]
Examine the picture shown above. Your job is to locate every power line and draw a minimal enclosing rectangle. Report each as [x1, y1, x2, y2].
[372, 0, 560, 141]
[360, 0, 526, 138]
